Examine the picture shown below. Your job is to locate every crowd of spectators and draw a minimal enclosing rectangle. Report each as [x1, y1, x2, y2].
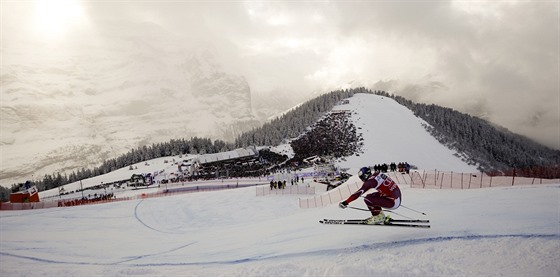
[270, 180, 286, 189]
[373, 162, 411, 173]
[179, 149, 289, 181]
[57, 193, 115, 207]
[269, 176, 306, 190]
[290, 111, 363, 163]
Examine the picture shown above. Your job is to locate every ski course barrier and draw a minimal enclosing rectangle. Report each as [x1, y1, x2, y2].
[407, 170, 560, 189]
[299, 180, 361, 209]
[256, 185, 315, 196]
[298, 171, 560, 209]
[1, 181, 268, 211]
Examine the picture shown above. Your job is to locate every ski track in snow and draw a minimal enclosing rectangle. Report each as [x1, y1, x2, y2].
[129, 234, 560, 267]
[133, 199, 179, 235]
[1, 234, 556, 267]
[0, 241, 199, 266]
[111, 242, 198, 265]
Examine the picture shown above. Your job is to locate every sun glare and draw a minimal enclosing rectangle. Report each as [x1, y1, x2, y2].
[33, 0, 85, 38]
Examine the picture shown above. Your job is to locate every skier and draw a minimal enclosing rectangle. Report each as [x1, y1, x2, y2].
[339, 167, 402, 224]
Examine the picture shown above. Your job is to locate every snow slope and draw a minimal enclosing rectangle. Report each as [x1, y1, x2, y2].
[335, 94, 478, 173]
[36, 93, 476, 201]
[1, 184, 559, 276]
[1, 93, 558, 276]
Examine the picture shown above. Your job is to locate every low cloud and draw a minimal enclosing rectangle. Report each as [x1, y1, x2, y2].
[2, 1, 558, 148]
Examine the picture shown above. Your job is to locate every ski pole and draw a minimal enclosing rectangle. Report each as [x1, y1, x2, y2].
[399, 204, 427, 216]
[347, 205, 414, 219]
[383, 209, 414, 219]
[347, 205, 369, 212]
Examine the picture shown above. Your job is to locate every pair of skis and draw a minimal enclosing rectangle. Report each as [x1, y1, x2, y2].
[320, 218, 430, 228]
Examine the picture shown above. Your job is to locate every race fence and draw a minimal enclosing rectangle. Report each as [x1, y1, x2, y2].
[405, 170, 559, 189]
[1, 181, 269, 211]
[298, 171, 560, 209]
[256, 185, 315, 196]
[299, 181, 361, 209]
[3, 171, 557, 211]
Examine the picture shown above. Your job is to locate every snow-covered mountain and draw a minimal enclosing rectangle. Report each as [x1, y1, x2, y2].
[0, 93, 557, 276]
[335, 93, 478, 173]
[30, 93, 479, 199]
[0, 45, 266, 186]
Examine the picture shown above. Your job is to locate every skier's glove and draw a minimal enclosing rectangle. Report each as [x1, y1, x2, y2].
[339, 201, 348, 209]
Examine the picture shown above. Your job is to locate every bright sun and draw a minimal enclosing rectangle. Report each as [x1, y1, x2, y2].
[33, 0, 85, 38]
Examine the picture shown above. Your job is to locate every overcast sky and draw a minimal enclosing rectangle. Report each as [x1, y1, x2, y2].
[2, 0, 559, 149]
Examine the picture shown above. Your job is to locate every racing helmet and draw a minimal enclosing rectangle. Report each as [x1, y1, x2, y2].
[358, 167, 372, 181]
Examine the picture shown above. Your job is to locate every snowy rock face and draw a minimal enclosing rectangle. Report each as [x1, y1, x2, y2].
[0, 49, 259, 186]
[183, 54, 253, 121]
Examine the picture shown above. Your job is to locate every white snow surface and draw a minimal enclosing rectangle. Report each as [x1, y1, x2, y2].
[335, 94, 479, 173]
[1, 185, 559, 276]
[1, 93, 559, 276]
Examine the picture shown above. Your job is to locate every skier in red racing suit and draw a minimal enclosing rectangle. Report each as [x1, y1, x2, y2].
[339, 166, 401, 224]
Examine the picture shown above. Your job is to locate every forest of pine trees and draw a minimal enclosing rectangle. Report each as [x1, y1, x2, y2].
[289, 111, 363, 161]
[234, 88, 367, 147]
[382, 91, 560, 177]
[3, 87, 558, 201]
[6, 137, 233, 194]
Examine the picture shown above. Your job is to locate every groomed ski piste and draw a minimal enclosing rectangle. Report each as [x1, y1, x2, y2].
[1, 94, 559, 276]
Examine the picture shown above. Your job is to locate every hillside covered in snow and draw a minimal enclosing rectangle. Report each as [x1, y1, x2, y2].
[38, 93, 480, 199]
[1, 93, 558, 276]
[2, 183, 559, 276]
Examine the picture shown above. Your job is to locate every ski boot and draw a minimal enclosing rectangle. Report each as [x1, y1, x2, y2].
[365, 212, 387, 225]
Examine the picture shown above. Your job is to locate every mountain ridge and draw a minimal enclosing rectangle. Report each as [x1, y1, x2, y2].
[0, 50, 265, 185]
[4, 89, 558, 198]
